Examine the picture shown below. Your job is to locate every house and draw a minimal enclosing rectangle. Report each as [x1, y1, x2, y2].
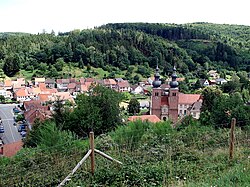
[45, 78, 56, 88]
[199, 79, 211, 87]
[23, 100, 43, 111]
[178, 93, 202, 118]
[12, 78, 26, 92]
[103, 79, 117, 89]
[0, 89, 13, 99]
[24, 106, 52, 127]
[3, 80, 12, 90]
[50, 92, 74, 103]
[188, 101, 202, 119]
[14, 88, 30, 102]
[56, 79, 70, 92]
[216, 78, 228, 85]
[37, 93, 51, 103]
[34, 77, 45, 86]
[140, 100, 150, 110]
[67, 83, 76, 94]
[128, 115, 161, 123]
[130, 85, 144, 94]
[117, 80, 130, 92]
[151, 66, 202, 123]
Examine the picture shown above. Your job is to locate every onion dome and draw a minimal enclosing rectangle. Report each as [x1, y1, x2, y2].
[170, 66, 179, 89]
[152, 65, 161, 88]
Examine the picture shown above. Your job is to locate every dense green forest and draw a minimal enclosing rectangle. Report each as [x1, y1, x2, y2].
[0, 22, 250, 81]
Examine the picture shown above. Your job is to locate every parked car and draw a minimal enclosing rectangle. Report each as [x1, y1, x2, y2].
[0, 125, 4, 133]
[20, 131, 27, 137]
[13, 107, 21, 114]
[18, 125, 26, 132]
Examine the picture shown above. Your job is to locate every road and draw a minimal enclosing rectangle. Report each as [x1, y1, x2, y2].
[0, 104, 22, 144]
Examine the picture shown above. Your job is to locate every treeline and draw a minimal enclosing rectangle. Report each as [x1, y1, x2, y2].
[103, 23, 250, 70]
[0, 22, 250, 80]
[0, 29, 191, 78]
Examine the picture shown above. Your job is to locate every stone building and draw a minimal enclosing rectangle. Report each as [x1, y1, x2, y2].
[150, 66, 202, 123]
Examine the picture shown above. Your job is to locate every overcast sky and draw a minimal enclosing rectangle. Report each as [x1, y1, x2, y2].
[0, 0, 249, 34]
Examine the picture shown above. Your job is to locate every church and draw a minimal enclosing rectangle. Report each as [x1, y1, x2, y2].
[150, 66, 202, 123]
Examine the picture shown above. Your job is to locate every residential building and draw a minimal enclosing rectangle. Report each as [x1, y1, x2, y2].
[216, 78, 228, 85]
[117, 80, 130, 92]
[56, 79, 70, 92]
[45, 78, 56, 88]
[34, 77, 45, 86]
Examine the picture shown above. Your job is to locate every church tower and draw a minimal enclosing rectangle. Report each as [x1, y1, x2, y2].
[151, 65, 162, 119]
[168, 66, 179, 123]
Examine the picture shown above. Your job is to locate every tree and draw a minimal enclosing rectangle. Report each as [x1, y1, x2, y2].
[128, 98, 140, 115]
[3, 54, 20, 77]
[0, 95, 5, 103]
[200, 86, 222, 112]
[59, 85, 123, 136]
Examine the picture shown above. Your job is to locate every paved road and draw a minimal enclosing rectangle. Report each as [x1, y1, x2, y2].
[0, 104, 22, 144]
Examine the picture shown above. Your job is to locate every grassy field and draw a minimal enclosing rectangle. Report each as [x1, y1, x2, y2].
[0, 120, 249, 186]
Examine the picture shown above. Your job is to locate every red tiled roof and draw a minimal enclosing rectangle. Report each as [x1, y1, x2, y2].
[3, 141, 23, 157]
[39, 83, 47, 91]
[15, 88, 28, 97]
[128, 115, 161, 123]
[117, 81, 130, 87]
[38, 93, 51, 102]
[68, 83, 76, 89]
[85, 78, 95, 82]
[24, 107, 51, 125]
[179, 93, 201, 104]
[4, 80, 12, 87]
[23, 100, 41, 110]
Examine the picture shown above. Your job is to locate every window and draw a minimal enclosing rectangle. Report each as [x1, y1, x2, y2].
[155, 92, 159, 96]
[163, 117, 167, 121]
[172, 93, 176, 96]
[184, 110, 187, 115]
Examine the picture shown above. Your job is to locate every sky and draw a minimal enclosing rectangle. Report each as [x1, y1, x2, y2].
[0, 0, 249, 34]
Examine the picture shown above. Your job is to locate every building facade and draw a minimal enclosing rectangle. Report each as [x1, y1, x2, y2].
[151, 66, 202, 123]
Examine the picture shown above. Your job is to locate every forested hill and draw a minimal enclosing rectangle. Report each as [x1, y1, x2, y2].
[0, 23, 250, 80]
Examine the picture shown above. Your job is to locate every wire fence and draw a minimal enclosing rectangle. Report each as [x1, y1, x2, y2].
[0, 122, 249, 186]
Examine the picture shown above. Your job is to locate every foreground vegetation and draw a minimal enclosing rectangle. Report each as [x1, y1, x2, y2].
[0, 119, 249, 186]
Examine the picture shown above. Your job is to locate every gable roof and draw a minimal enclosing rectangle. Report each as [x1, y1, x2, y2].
[15, 88, 28, 97]
[3, 140, 23, 157]
[179, 93, 201, 104]
[128, 115, 161, 123]
[38, 93, 51, 102]
[117, 80, 130, 88]
[50, 92, 74, 103]
[67, 83, 76, 89]
[23, 100, 42, 110]
[4, 80, 12, 87]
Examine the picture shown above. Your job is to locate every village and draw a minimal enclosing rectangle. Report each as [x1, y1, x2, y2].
[0, 67, 232, 157]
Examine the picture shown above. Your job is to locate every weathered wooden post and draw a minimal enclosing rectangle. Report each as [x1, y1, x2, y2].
[90, 131, 95, 175]
[229, 118, 236, 160]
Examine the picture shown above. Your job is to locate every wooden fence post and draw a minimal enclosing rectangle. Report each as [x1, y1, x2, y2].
[90, 131, 95, 175]
[229, 118, 236, 160]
